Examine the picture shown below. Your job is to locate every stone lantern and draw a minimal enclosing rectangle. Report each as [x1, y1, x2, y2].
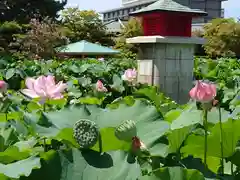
[127, 0, 207, 104]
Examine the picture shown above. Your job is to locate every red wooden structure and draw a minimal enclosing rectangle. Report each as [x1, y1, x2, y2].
[130, 0, 207, 37]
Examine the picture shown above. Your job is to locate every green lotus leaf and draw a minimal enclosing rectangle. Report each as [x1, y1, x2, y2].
[0, 156, 41, 179]
[29, 100, 170, 153]
[140, 166, 205, 180]
[58, 148, 141, 180]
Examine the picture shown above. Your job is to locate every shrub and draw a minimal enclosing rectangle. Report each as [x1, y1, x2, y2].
[203, 18, 240, 58]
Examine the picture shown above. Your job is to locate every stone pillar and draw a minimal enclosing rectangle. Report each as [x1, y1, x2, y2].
[127, 36, 205, 104]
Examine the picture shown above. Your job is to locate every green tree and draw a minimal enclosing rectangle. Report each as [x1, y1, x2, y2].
[121, 17, 143, 38]
[21, 18, 68, 59]
[203, 18, 240, 58]
[60, 8, 114, 46]
[0, 21, 28, 53]
[115, 17, 143, 59]
[0, 0, 67, 23]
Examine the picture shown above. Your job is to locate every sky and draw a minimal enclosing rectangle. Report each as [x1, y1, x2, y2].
[66, 0, 239, 19]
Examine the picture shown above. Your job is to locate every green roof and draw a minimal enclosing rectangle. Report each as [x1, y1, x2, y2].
[56, 40, 119, 55]
[130, 0, 207, 15]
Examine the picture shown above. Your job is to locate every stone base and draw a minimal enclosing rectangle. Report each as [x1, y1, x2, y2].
[127, 36, 205, 104]
[126, 35, 205, 45]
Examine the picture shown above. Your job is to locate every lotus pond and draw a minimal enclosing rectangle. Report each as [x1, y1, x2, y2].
[0, 56, 240, 180]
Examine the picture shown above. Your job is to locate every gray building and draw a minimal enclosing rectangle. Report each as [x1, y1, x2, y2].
[101, 0, 227, 32]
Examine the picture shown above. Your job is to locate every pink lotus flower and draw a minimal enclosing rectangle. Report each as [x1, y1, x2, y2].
[21, 75, 67, 99]
[122, 68, 137, 82]
[96, 80, 107, 92]
[0, 80, 7, 92]
[98, 58, 104, 62]
[189, 80, 216, 103]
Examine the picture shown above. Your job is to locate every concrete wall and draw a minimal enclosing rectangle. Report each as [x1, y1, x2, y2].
[137, 43, 195, 104]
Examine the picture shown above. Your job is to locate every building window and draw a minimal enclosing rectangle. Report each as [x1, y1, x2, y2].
[119, 10, 123, 15]
[114, 11, 118, 18]
[110, 12, 113, 18]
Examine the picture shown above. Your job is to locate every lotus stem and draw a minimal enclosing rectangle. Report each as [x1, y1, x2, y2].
[203, 109, 208, 167]
[218, 107, 224, 175]
[43, 103, 46, 111]
[43, 137, 47, 152]
[231, 118, 234, 176]
[43, 98, 48, 111]
[98, 134, 102, 154]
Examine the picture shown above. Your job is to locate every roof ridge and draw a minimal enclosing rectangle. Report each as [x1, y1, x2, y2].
[130, 0, 207, 15]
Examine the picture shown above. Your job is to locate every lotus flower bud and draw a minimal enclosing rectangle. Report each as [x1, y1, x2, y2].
[98, 58, 104, 62]
[122, 69, 137, 83]
[73, 119, 99, 148]
[96, 80, 107, 92]
[189, 80, 216, 103]
[115, 120, 137, 142]
[0, 80, 7, 92]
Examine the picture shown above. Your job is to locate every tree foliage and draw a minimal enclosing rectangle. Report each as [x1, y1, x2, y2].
[115, 17, 143, 59]
[0, 21, 28, 53]
[203, 18, 240, 58]
[115, 37, 138, 60]
[121, 17, 143, 38]
[21, 18, 68, 59]
[0, 0, 67, 55]
[0, 0, 67, 23]
[60, 8, 114, 46]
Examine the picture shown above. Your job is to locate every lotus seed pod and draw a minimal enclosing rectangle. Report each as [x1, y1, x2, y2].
[73, 119, 99, 148]
[115, 120, 137, 142]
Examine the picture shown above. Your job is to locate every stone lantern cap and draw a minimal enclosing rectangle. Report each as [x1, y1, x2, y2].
[130, 0, 207, 16]
[126, 36, 206, 45]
